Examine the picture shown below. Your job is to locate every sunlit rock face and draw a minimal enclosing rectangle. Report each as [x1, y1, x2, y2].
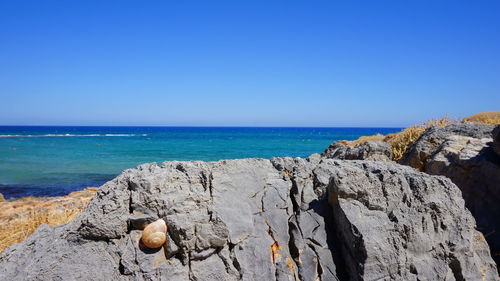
[401, 122, 500, 270]
[0, 156, 497, 280]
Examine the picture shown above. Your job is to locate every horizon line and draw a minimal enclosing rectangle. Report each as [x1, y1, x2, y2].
[0, 124, 406, 129]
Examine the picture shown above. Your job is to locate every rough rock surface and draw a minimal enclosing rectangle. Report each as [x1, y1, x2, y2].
[322, 141, 392, 161]
[400, 122, 495, 170]
[493, 125, 500, 156]
[401, 123, 500, 267]
[327, 160, 497, 280]
[0, 158, 497, 280]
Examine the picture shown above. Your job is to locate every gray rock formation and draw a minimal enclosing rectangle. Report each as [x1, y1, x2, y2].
[322, 141, 392, 161]
[0, 158, 497, 280]
[327, 160, 497, 280]
[400, 122, 494, 171]
[400, 122, 500, 268]
[493, 125, 500, 156]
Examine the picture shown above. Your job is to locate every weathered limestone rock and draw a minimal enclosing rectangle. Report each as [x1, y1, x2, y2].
[322, 141, 392, 161]
[272, 155, 342, 281]
[0, 159, 336, 281]
[0, 158, 497, 280]
[401, 122, 500, 268]
[400, 122, 494, 171]
[493, 125, 500, 156]
[326, 160, 498, 280]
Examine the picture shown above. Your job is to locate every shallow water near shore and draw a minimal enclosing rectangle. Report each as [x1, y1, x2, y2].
[0, 126, 402, 198]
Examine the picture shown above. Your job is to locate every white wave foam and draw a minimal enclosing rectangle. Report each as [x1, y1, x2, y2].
[0, 134, 148, 138]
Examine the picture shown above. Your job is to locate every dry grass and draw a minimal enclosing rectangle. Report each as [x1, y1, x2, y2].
[0, 188, 98, 253]
[340, 116, 452, 161]
[383, 126, 427, 161]
[463, 111, 500, 125]
[386, 117, 451, 161]
[349, 134, 386, 146]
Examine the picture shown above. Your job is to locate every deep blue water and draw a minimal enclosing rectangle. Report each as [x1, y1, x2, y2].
[0, 126, 402, 198]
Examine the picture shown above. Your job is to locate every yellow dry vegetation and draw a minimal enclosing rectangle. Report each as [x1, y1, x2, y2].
[463, 111, 500, 125]
[346, 134, 386, 146]
[385, 117, 451, 161]
[341, 116, 452, 161]
[0, 188, 98, 253]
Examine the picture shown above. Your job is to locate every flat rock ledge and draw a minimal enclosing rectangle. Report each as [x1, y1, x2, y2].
[0, 158, 497, 281]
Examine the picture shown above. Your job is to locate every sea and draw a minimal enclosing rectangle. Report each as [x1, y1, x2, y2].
[0, 126, 402, 198]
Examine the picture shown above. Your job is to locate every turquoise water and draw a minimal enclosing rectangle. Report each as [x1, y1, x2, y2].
[0, 126, 402, 198]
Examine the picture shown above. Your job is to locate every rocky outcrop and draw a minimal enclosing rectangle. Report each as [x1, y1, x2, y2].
[0, 158, 497, 280]
[327, 160, 497, 280]
[400, 122, 494, 171]
[493, 125, 500, 156]
[322, 141, 392, 161]
[401, 123, 500, 268]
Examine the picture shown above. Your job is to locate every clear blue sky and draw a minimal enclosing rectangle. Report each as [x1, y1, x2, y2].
[0, 0, 499, 127]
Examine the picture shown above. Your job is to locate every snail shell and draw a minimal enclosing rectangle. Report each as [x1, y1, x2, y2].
[141, 219, 167, 248]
